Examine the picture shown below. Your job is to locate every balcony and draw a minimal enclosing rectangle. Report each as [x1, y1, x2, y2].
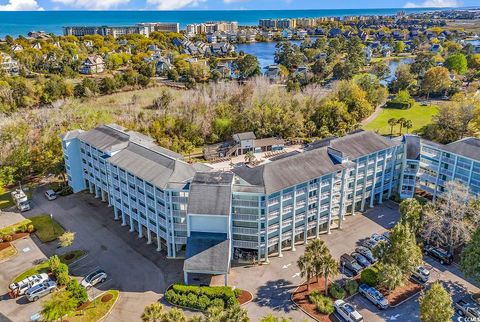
[232, 227, 258, 235]
[232, 199, 259, 208]
[233, 214, 259, 221]
[233, 240, 258, 249]
[174, 223, 187, 231]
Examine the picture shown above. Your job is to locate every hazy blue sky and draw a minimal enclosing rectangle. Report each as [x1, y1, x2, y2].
[0, 0, 476, 12]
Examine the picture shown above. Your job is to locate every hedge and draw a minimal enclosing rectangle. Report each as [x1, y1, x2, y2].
[329, 282, 346, 300]
[345, 279, 359, 296]
[360, 264, 381, 287]
[165, 284, 239, 311]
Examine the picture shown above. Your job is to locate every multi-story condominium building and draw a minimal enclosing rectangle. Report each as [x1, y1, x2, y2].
[61, 125, 479, 284]
[399, 135, 480, 200]
[186, 21, 238, 35]
[136, 22, 180, 33]
[259, 18, 296, 29]
[63, 25, 150, 38]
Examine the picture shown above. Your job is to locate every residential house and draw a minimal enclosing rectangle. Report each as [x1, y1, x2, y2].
[80, 55, 105, 74]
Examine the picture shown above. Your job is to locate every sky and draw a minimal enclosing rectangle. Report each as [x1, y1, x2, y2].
[0, 0, 477, 12]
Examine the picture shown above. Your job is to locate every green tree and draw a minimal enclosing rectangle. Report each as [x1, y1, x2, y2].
[392, 64, 416, 93]
[41, 291, 78, 322]
[404, 119, 413, 133]
[66, 279, 87, 305]
[379, 263, 404, 291]
[58, 231, 75, 248]
[160, 307, 187, 322]
[419, 282, 454, 322]
[421, 67, 451, 99]
[297, 252, 315, 291]
[233, 54, 260, 80]
[142, 302, 163, 322]
[445, 53, 468, 75]
[399, 198, 423, 234]
[244, 151, 256, 164]
[397, 117, 406, 135]
[322, 256, 339, 296]
[394, 41, 406, 53]
[461, 225, 480, 282]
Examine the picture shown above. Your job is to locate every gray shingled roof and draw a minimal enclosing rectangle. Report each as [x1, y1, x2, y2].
[233, 146, 352, 195]
[108, 142, 197, 189]
[445, 138, 480, 161]
[232, 132, 256, 141]
[187, 172, 233, 216]
[328, 130, 401, 160]
[184, 232, 230, 274]
[78, 125, 129, 153]
[61, 129, 84, 140]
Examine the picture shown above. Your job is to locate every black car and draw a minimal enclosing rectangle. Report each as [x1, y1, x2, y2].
[340, 253, 363, 275]
[424, 245, 453, 265]
[351, 252, 370, 268]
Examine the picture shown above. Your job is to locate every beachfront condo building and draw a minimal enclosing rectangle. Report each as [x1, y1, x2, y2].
[61, 125, 479, 284]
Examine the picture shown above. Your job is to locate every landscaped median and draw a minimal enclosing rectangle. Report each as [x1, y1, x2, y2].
[164, 284, 252, 312]
[0, 214, 64, 245]
[66, 290, 119, 322]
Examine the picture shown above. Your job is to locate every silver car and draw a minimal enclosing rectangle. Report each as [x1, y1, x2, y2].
[26, 281, 57, 302]
[81, 269, 107, 288]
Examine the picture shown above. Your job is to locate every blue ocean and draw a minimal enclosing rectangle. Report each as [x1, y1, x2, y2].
[0, 8, 444, 37]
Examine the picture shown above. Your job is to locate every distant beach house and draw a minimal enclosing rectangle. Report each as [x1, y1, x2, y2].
[11, 44, 23, 52]
[0, 52, 19, 75]
[80, 55, 105, 74]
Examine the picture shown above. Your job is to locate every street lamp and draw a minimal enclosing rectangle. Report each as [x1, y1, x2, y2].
[50, 214, 55, 237]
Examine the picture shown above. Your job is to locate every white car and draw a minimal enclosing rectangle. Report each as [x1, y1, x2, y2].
[334, 299, 364, 322]
[81, 269, 107, 288]
[44, 190, 57, 200]
[9, 273, 49, 296]
[412, 266, 430, 283]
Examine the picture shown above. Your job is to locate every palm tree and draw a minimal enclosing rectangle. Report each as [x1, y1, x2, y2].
[244, 151, 256, 164]
[142, 302, 163, 322]
[323, 255, 340, 296]
[161, 308, 187, 322]
[388, 118, 398, 137]
[404, 119, 413, 134]
[205, 306, 224, 322]
[297, 252, 315, 291]
[398, 117, 407, 135]
[305, 239, 329, 283]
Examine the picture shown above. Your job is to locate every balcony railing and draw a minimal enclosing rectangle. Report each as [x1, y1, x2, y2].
[232, 227, 258, 235]
[233, 240, 258, 249]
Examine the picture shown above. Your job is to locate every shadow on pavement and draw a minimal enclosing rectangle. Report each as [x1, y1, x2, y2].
[254, 279, 297, 313]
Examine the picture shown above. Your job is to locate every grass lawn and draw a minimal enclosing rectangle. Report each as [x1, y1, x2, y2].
[68, 290, 119, 322]
[0, 219, 32, 235]
[30, 214, 65, 243]
[363, 103, 438, 136]
[13, 250, 86, 282]
[0, 245, 17, 261]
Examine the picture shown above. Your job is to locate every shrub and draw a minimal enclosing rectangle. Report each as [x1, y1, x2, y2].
[56, 270, 70, 286]
[345, 280, 359, 296]
[311, 294, 335, 315]
[308, 290, 322, 304]
[27, 224, 35, 233]
[209, 298, 225, 309]
[18, 224, 27, 233]
[233, 288, 241, 298]
[361, 266, 380, 287]
[3, 234, 13, 242]
[48, 255, 62, 273]
[197, 295, 211, 311]
[187, 293, 198, 307]
[66, 279, 88, 305]
[329, 282, 346, 300]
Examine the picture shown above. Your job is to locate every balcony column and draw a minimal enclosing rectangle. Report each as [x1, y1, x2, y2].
[138, 222, 143, 238]
[327, 175, 335, 235]
[265, 202, 269, 263]
[88, 182, 93, 194]
[379, 155, 389, 204]
[370, 152, 380, 208]
[114, 207, 119, 220]
[351, 163, 359, 215]
[315, 179, 321, 238]
[184, 272, 188, 285]
[389, 146, 400, 199]
[278, 191, 284, 258]
[156, 235, 162, 252]
[121, 211, 126, 226]
[338, 169, 347, 229]
[95, 186, 100, 199]
[129, 215, 135, 232]
[360, 158, 370, 212]
[291, 189, 297, 251]
[147, 229, 152, 244]
[101, 190, 106, 202]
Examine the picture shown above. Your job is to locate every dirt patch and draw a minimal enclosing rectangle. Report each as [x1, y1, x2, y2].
[382, 280, 423, 306]
[0, 242, 11, 251]
[11, 233, 29, 241]
[77, 300, 91, 311]
[238, 289, 253, 305]
[101, 293, 113, 302]
[64, 253, 75, 260]
[292, 278, 335, 322]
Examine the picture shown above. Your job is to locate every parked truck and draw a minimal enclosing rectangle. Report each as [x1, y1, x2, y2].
[11, 188, 31, 212]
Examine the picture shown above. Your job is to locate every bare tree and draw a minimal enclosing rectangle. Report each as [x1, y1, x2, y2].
[422, 181, 480, 253]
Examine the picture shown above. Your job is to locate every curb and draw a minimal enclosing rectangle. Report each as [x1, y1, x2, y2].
[389, 284, 424, 308]
[290, 281, 321, 322]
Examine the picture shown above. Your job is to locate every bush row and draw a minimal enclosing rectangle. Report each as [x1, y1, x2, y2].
[360, 264, 381, 287]
[165, 284, 240, 311]
[309, 291, 334, 315]
[0, 224, 35, 242]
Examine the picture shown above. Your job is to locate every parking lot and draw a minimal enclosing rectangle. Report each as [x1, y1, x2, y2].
[2, 188, 479, 322]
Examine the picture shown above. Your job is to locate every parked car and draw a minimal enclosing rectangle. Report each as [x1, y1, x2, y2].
[334, 299, 364, 322]
[411, 266, 430, 283]
[81, 269, 107, 288]
[358, 284, 389, 309]
[355, 247, 377, 263]
[9, 273, 49, 296]
[424, 245, 453, 265]
[382, 231, 390, 240]
[361, 238, 378, 250]
[455, 296, 480, 319]
[44, 189, 57, 201]
[340, 254, 363, 275]
[26, 281, 57, 302]
[370, 233, 388, 244]
[351, 252, 370, 268]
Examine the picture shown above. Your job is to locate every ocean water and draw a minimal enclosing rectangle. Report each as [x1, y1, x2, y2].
[0, 8, 443, 37]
